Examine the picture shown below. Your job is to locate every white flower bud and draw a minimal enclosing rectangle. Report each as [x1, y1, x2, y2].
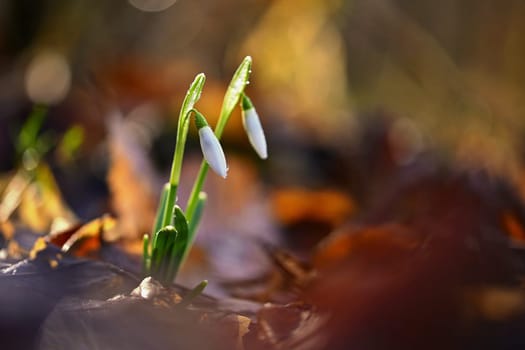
[242, 107, 267, 159]
[198, 126, 228, 178]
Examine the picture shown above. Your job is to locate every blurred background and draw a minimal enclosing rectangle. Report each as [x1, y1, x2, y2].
[1, 0, 525, 280]
[3, 3, 525, 347]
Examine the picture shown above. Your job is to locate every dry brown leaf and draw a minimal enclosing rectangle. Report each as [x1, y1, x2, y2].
[0, 170, 31, 223]
[49, 214, 117, 257]
[18, 164, 77, 232]
[501, 211, 525, 244]
[0, 220, 15, 240]
[313, 224, 421, 270]
[29, 237, 48, 260]
[271, 188, 356, 226]
[236, 315, 251, 350]
[464, 287, 525, 321]
[222, 245, 314, 303]
[107, 114, 158, 239]
[252, 303, 324, 350]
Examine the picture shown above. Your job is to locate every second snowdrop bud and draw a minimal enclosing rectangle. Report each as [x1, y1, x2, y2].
[194, 110, 228, 178]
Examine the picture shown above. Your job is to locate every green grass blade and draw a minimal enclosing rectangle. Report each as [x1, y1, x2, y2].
[16, 105, 47, 155]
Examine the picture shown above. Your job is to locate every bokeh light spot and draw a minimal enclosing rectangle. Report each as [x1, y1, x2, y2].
[128, 0, 177, 12]
[25, 51, 71, 105]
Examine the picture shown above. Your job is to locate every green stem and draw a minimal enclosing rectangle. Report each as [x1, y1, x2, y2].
[185, 56, 252, 225]
[185, 162, 209, 224]
[160, 74, 206, 228]
[161, 116, 190, 228]
[161, 114, 191, 227]
[161, 183, 177, 228]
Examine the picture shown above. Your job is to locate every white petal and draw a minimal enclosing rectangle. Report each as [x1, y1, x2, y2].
[199, 126, 228, 178]
[242, 108, 267, 159]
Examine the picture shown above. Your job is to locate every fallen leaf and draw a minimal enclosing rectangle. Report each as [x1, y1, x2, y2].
[18, 164, 77, 232]
[313, 223, 421, 270]
[107, 113, 159, 239]
[49, 214, 117, 257]
[501, 211, 525, 243]
[271, 188, 356, 227]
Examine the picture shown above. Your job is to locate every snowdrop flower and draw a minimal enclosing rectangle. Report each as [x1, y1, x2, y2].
[194, 110, 228, 178]
[241, 95, 267, 159]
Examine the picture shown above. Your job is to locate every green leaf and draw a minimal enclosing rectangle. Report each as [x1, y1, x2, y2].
[164, 206, 189, 282]
[142, 234, 151, 274]
[173, 206, 189, 239]
[159, 226, 177, 257]
[188, 192, 207, 237]
[17, 105, 47, 155]
[158, 241, 173, 280]
[151, 225, 177, 277]
[57, 125, 84, 162]
[185, 192, 207, 264]
[179, 280, 208, 307]
[153, 183, 170, 234]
